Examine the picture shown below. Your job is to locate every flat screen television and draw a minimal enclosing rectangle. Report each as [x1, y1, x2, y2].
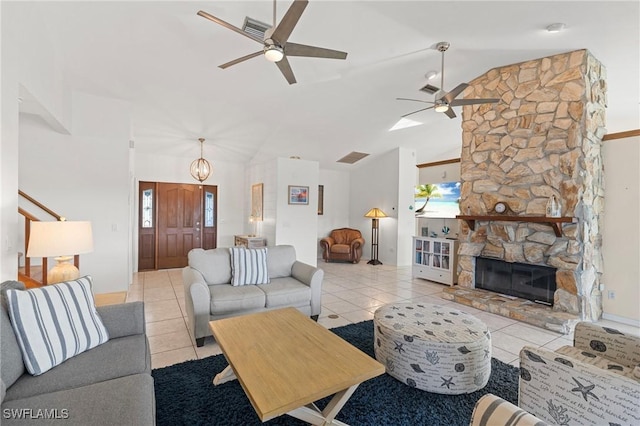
[415, 181, 461, 218]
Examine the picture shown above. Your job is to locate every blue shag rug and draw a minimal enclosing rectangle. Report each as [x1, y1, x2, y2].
[152, 320, 519, 425]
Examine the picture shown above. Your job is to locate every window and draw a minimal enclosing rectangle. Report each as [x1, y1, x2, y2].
[204, 191, 215, 227]
[142, 189, 153, 228]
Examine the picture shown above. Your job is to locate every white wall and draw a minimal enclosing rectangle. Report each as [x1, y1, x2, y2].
[275, 158, 319, 266]
[18, 92, 131, 294]
[245, 160, 277, 248]
[349, 148, 415, 266]
[602, 135, 640, 325]
[397, 148, 418, 266]
[418, 161, 462, 189]
[317, 169, 350, 257]
[1, 69, 20, 282]
[135, 152, 246, 250]
[1, 1, 71, 281]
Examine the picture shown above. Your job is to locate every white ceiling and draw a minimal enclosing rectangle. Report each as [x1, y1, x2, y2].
[22, 1, 640, 169]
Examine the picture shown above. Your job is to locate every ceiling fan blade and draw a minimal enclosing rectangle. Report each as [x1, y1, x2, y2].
[449, 98, 500, 106]
[272, 0, 308, 44]
[276, 56, 297, 85]
[197, 10, 264, 44]
[444, 107, 457, 119]
[396, 98, 436, 104]
[442, 83, 469, 104]
[219, 51, 264, 69]
[401, 106, 435, 118]
[285, 42, 347, 60]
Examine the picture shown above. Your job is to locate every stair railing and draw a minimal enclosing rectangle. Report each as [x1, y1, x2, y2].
[18, 190, 79, 285]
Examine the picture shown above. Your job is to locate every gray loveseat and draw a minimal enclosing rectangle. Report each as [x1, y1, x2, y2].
[182, 245, 324, 346]
[1, 281, 155, 425]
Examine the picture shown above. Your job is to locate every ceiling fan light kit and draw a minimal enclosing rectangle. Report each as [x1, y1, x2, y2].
[198, 0, 348, 84]
[397, 41, 500, 119]
[264, 42, 284, 62]
[434, 103, 449, 113]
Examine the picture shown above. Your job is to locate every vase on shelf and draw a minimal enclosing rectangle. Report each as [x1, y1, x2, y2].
[545, 195, 561, 218]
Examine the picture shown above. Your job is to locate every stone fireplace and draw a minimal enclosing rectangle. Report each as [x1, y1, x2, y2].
[449, 50, 607, 332]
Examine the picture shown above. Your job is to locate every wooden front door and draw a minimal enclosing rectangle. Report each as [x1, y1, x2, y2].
[138, 182, 217, 271]
[157, 183, 202, 269]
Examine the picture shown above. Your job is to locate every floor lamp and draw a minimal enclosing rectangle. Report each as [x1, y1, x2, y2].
[364, 208, 387, 265]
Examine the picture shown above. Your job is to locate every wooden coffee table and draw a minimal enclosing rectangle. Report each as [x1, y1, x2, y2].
[209, 308, 385, 425]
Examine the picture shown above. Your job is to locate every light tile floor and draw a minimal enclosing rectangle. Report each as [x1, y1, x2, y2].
[127, 261, 640, 370]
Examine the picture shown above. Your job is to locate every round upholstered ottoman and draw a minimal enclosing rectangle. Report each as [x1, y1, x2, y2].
[373, 302, 491, 394]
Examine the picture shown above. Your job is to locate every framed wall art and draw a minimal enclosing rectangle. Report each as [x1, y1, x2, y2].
[251, 183, 263, 221]
[288, 185, 309, 205]
[414, 181, 461, 218]
[318, 185, 324, 215]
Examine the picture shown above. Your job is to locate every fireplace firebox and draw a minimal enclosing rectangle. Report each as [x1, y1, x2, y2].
[475, 257, 557, 306]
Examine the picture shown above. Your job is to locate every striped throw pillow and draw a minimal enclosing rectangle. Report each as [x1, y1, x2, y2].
[471, 394, 548, 426]
[229, 247, 270, 286]
[5, 276, 109, 376]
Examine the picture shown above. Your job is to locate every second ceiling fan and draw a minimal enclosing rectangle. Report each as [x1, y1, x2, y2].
[198, 0, 348, 85]
[398, 42, 499, 119]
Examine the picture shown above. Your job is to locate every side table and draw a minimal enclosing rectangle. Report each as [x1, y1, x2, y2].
[234, 235, 267, 248]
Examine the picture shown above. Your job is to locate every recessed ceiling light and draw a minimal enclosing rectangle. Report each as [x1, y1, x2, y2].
[546, 23, 566, 33]
[425, 70, 438, 80]
[389, 117, 422, 131]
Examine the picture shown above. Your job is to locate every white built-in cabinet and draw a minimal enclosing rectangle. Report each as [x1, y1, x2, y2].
[412, 236, 459, 286]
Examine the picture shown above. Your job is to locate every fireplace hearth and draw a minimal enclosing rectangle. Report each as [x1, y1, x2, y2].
[475, 257, 556, 306]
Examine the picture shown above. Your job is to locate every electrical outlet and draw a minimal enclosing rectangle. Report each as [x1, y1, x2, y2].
[608, 290, 616, 299]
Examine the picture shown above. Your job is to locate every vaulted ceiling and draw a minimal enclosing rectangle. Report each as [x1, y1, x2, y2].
[15, 1, 640, 169]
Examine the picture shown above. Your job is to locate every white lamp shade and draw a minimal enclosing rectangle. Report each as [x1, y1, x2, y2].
[27, 221, 94, 258]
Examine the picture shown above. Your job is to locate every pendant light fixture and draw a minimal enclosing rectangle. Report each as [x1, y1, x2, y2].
[190, 138, 212, 182]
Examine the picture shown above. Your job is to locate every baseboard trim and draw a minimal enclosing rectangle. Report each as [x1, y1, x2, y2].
[602, 312, 640, 327]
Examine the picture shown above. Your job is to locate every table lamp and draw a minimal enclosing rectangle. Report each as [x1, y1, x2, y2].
[27, 220, 93, 284]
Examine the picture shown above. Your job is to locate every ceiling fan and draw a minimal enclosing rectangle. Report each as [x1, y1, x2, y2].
[197, 0, 348, 85]
[397, 42, 499, 119]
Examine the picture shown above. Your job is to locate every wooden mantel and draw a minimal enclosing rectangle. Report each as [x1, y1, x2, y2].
[456, 215, 578, 237]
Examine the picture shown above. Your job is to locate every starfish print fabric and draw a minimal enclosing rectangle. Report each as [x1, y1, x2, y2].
[373, 302, 491, 394]
[518, 322, 640, 425]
